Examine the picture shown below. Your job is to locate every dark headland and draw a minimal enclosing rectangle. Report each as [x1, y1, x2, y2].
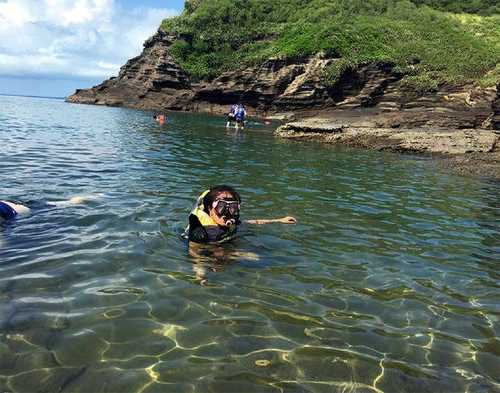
[67, 0, 500, 179]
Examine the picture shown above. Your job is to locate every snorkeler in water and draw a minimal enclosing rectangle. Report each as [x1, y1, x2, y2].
[184, 185, 296, 285]
[154, 113, 167, 125]
[184, 185, 296, 244]
[0, 197, 90, 222]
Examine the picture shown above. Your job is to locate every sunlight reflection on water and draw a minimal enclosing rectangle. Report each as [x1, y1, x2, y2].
[0, 95, 499, 393]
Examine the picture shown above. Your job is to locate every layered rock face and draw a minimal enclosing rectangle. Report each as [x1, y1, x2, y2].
[67, 30, 194, 110]
[193, 55, 337, 111]
[492, 83, 500, 130]
[68, 30, 499, 130]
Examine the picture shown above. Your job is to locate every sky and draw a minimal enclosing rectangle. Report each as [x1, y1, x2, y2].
[0, 0, 185, 97]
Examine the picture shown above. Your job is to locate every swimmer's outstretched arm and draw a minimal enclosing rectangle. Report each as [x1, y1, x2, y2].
[1, 196, 96, 220]
[48, 196, 88, 207]
[244, 216, 297, 225]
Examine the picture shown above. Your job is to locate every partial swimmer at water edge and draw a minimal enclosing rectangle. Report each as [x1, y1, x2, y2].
[0, 196, 94, 222]
[0, 200, 29, 221]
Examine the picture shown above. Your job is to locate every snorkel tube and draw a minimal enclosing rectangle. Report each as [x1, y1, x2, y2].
[223, 216, 237, 227]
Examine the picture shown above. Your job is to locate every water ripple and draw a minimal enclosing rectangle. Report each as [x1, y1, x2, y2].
[0, 96, 499, 393]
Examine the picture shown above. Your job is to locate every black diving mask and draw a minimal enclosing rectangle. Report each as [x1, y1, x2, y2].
[212, 199, 240, 224]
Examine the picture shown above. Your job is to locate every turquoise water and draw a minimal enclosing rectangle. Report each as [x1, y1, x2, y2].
[0, 95, 499, 393]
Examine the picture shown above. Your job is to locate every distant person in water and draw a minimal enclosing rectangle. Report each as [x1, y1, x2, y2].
[184, 185, 296, 244]
[154, 114, 167, 125]
[0, 197, 89, 222]
[234, 104, 246, 129]
[226, 104, 238, 128]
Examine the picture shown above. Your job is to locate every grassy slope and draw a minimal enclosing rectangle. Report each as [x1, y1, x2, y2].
[161, 0, 500, 92]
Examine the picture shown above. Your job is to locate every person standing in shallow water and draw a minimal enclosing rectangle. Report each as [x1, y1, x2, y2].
[226, 104, 238, 128]
[234, 104, 246, 129]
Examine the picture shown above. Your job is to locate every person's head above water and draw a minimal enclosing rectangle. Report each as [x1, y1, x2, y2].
[185, 185, 241, 244]
[202, 185, 241, 227]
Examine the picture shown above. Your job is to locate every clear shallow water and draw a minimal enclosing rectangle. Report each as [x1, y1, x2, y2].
[0, 95, 499, 393]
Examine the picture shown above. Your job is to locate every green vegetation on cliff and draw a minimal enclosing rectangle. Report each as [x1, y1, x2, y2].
[161, 0, 500, 91]
[411, 0, 499, 15]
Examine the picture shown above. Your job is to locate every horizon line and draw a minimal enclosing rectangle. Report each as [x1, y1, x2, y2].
[0, 92, 65, 100]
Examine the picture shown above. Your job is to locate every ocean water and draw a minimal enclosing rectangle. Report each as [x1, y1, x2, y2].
[0, 95, 499, 393]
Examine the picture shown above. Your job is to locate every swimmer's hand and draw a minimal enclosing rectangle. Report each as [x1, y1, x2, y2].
[278, 216, 297, 224]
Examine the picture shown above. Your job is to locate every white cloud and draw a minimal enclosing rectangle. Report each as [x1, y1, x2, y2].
[0, 0, 180, 80]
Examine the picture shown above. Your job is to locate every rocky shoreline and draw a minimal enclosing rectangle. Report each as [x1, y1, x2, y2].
[67, 29, 500, 179]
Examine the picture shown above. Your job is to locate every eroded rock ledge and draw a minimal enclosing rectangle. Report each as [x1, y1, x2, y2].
[276, 118, 500, 179]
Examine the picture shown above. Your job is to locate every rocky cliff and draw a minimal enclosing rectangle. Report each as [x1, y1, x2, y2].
[68, 30, 194, 110]
[67, 30, 499, 131]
